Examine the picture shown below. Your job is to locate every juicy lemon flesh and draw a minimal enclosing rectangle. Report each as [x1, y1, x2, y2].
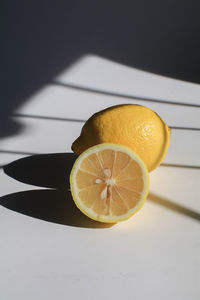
[70, 143, 149, 223]
[72, 104, 170, 172]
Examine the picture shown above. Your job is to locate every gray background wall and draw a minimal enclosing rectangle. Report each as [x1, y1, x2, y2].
[1, 0, 200, 138]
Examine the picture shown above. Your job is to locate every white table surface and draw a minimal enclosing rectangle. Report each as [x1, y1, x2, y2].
[0, 55, 200, 300]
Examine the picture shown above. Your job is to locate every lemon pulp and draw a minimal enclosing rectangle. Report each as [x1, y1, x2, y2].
[70, 143, 149, 223]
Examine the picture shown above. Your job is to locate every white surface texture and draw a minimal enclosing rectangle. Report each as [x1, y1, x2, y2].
[0, 56, 200, 300]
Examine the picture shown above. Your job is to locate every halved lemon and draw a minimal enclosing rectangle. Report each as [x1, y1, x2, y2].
[70, 143, 149, 223]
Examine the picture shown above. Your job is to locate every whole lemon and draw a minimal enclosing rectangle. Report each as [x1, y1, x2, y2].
[72, 104, 170, 172]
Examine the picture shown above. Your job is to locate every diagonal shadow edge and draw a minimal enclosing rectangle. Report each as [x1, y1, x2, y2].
[10, 113, 200, 131]
[148, 193, 200, 222]
[160, 163, 200, 169]
[51, 81, 200, 108]
[0, 149, 39, 156]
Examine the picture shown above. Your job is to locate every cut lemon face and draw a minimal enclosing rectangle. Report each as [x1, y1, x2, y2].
[70, 143, 149, 223]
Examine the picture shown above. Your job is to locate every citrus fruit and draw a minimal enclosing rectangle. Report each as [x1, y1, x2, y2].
[70, 143, 149, 223]
[72, 104, 170, 172]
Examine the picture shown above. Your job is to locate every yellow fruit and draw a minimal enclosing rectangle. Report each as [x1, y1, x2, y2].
[70, 143, 149, 223]
[72, 104, 170, 172]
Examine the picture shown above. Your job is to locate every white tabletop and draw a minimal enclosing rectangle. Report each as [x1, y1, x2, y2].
[0, 55, 200, 300]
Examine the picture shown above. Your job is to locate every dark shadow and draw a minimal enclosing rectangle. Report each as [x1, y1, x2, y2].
[148, 193, 200, 222]
[51, 81, 200, 108]
[4, 153, 77, 189]
[2, 153, 200, 225]
[1, 1, 200, 139]
[4, 153, 200, 192]
[0, 189, 113, 228]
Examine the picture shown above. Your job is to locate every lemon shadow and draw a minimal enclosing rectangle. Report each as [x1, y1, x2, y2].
[4, 154, 199, 226]
[3, 153, 114, 228]
[0, 189, 113, 229]
[4, 153, 77, 189]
